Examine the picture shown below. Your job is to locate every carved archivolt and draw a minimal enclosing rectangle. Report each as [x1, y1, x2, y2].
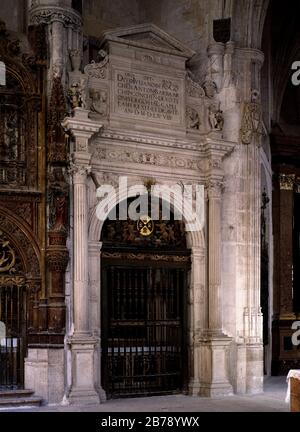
[0, 213, 40, 278]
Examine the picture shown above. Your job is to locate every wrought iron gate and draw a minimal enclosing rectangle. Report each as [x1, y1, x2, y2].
[101, 262, 188, 398]
[0, 284, 27, 389]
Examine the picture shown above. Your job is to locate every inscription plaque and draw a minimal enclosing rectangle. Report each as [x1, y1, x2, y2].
[114, 70, 182, 123]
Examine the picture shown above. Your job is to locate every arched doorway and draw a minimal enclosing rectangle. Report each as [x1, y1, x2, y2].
[100, 198, 191, 398]
[0, 231, 27, 390]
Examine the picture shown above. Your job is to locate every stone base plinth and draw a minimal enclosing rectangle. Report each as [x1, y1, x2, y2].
[198, 334, 233, 397]
[67, 335, 100, 405]
[25, 348, 65, 404]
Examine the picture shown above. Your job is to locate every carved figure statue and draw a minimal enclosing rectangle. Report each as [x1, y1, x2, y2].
[186, 107, 200, 130]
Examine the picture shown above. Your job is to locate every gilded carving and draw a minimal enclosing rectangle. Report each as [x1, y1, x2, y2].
[0, 231, 16, 273]
[102, 252, 190, 263]
[0, 215, 40, 277]
[279, 173, 295, 191]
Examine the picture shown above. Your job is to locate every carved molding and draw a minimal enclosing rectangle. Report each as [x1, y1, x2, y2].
[99, 131, 198, 151]
[0, 275, 26, 287]
[102, 252, 190, 263]
[0, 214, 40, 277]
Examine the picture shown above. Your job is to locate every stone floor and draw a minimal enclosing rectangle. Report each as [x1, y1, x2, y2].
[0, 376, 290, 412]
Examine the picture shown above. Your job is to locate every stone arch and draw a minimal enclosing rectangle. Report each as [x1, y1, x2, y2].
[87, 182, 207, 397]
[88, 186, 206, 250]
[0, 209, 41, 279]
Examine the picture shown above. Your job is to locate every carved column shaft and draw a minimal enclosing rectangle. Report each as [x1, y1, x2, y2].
[207, 181, 222, 333]
[62, 109, 101, 405]
[73, 164, 90, 334]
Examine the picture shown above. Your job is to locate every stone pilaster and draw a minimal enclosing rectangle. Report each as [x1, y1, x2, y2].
[88, 241, 106, 402]
[198, 178, 233, 397]
[188, 246, 206, 396]
[62, 108, 102, 404]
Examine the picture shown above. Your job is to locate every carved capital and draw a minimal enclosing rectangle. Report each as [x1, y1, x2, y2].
[69, 161, 91, 182]
[46, 249, 69, 272]
[30, 6, 82, 28]
[279, 173, 295, 191]
[206, 179, 224, 199]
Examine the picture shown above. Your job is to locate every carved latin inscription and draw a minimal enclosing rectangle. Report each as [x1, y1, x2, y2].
[114, 70, 181, 123]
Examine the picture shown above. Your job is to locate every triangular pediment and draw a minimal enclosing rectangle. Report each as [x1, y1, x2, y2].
[99, 23, 195, 59]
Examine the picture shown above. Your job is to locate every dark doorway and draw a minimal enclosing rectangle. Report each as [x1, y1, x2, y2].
[101, 199, 190, 398]
[0, 284, 27, 390]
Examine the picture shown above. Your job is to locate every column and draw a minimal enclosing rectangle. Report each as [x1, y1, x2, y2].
[198, 176, 233, 397]
[188, 246, 206, 396]
[62, 108, 102, 405]
[278, 173, 295, 319]
[88, 241, 106, 402]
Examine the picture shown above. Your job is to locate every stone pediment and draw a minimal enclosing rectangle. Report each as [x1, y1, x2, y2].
[99, 23, 195, 59]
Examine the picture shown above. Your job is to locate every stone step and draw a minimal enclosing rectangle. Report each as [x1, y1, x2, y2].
[0, 390, 43, 408]
[0, 389, 35, 398]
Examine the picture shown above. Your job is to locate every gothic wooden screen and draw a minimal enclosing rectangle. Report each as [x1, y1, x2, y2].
[0, 232, 27, 389]
[101, 199, 190, 398]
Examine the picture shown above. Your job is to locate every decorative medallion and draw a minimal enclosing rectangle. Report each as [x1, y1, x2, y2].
[137, 215, 154, 237]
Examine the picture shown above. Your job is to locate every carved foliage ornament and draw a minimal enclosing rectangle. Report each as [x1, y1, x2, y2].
[84, 50, 109, 80]
[92, 146, 202, 171]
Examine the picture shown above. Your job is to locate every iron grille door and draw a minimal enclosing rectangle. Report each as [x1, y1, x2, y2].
[0, 285, 27, 390]
[102, 265, 187, 398]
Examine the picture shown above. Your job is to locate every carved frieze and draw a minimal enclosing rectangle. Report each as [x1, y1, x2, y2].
[92, 145, 202, 171]
[102, 252, 190, 263]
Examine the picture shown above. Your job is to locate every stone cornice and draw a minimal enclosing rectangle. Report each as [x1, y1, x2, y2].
[62, 109, 102, 137]
[29, 5, 82, 27]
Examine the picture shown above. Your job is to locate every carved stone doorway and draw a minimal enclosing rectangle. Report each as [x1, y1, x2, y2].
[100, 200, 190, 398]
